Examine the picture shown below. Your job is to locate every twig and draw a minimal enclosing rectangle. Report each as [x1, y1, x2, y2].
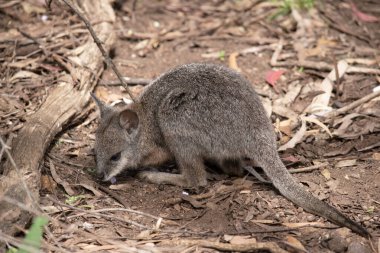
[288, 162, 329, 173]
[16, 28, 49, 56]
[131, 0, 138, 22]
[332, 55, 341, 98]
[160, 239, 288, 253]
[98, 184, 130, 208]
[46, 195, 150, 229]
[60, 0, 136, 101]
[87, 208, 161, 220]
[346, 66, 380, 75]
[0, 135, 12, 161]
[99, 77, 151, 86]
[270, 38, 284, 66]
[325, 89, 380, 119]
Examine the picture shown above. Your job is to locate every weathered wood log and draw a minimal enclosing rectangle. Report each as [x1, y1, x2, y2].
[0, 0, 115, 237]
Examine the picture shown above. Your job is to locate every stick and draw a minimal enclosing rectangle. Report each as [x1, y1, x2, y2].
[60, 0, 136, 101]
[46, 196, 149, 229]
[99, 77, 151, 86]
[325, 89, 380, 119]
[288, 162, 329, 173]
[97, 184, 130, 208]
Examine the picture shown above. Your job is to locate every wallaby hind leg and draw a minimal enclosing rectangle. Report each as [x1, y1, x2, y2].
[221, 159, 244, 177]
[177, 156, 208, 189]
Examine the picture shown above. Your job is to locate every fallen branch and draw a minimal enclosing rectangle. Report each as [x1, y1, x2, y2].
[325, 89, 380, 119]
[99, 77, 151, 86]
[59, 0, 136, 101]
[0, 0, 116, 237]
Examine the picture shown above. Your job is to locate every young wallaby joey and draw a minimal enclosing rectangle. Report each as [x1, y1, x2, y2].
[92, 63, 369, 237]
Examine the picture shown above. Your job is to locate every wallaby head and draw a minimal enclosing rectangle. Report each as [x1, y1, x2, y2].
[91, 93, 140, 181]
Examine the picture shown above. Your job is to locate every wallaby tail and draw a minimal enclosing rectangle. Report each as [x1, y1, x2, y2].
[255, 146, 370, 238]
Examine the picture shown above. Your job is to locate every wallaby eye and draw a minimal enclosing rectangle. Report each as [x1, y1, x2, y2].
[110, 152, 121, 162]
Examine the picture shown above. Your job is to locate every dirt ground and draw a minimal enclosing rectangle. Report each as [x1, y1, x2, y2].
[1, 0, 380, 252]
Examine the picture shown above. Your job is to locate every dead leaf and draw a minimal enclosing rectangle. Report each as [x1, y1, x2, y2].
[8, 58, 40, 69]
[358, 99, 380, 117]
[48, 160, 75, 196]
[230, 235, 257, 245]
[351, 2, 379, 23]
[181, 195, 205, 209]
[272, 105, 299, 120]
[333, 113, 361, 137]
[304, 38, 337, 58]
[277, 119, 298, 136]
[321, 169, 331, 180]
[278, 117, 306, 151]
[335, 159, 357, 168]
[21, 2, 46, 14]
[133, 39, 149, 51]
[372, 153, 380, 160]
[75, 183, 103, 197]
[285, 236, 306, 251]
[228, 52, 241, 72]
[136, 230, 152, 239]
[201, 51, 221, 58]
[9, 70, 41, 83]
[306, 60, 348, 116]
[303, 116, 333, 137]
[41, 175, 57, 192]
[265, 69, 285, 91]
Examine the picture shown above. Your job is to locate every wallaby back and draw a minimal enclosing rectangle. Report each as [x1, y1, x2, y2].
[93, 63, 369, 237]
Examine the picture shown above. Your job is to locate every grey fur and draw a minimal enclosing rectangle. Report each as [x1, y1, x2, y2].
[93, 63, 369, 237]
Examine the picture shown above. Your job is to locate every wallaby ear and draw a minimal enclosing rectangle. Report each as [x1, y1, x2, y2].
[119, 109, 139, 134]
[91, 93, 110, 118]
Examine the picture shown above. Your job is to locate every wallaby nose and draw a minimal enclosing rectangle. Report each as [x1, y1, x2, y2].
[96, 170, 105, 180]
[103, 173, 117, 184]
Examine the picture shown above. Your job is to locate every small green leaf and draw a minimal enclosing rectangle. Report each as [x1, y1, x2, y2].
[65, 195, 85, 205]
[18, 216, 49, 253]
[218, 50, 225, 61]
[367, 206, 375, 213]
[6, 247, 18, 253]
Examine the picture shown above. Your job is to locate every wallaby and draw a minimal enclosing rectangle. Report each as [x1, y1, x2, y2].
[92, 63, 369, 237]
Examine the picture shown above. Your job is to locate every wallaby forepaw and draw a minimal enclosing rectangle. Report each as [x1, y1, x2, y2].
[136, 171, 155, 181]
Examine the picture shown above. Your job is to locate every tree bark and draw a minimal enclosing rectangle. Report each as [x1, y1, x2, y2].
[0, 0, 115, 237]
